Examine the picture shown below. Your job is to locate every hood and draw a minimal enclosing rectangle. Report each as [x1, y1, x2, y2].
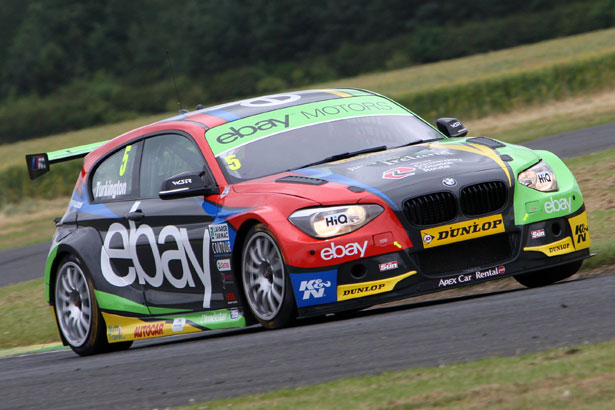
[234, 139, 539, 209]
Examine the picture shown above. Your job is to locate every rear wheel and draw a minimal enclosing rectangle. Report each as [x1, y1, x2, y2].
[513, 260, 582, 288]
[54, 256, 132, 355]
[241, 225, 296, 328]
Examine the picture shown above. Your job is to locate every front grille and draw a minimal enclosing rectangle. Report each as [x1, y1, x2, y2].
[461, 181, 507, 216]
[417, 233, 515, 277]
[403, 192, 456, 225]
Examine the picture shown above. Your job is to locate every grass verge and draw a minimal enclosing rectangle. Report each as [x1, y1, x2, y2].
[174, 342, 615, 409]
[0, 278, 59, 349]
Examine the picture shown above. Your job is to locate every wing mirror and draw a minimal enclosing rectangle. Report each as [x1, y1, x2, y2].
[159, 172, 218, 200]
[436, 118, 468, 138]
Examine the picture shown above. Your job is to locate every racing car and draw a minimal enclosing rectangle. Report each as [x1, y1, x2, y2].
[26, 89, 591, 355]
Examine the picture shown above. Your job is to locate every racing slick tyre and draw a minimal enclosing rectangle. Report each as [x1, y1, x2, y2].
[241, 224, 296, 329]
[54, 256, 132, 355]
[513, 260, 583, 288]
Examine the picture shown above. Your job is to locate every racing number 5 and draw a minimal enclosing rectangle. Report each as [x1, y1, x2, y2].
[225, 154, 241, 171]
[119, 145, 132, 176]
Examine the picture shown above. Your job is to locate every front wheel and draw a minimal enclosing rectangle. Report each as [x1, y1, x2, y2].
[241, 225, 296, 328]
[54, 256, 132, 355]
[513, 260, 582, 288]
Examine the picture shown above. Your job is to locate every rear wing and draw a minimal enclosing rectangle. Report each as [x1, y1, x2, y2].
[25, 140, 109, 180]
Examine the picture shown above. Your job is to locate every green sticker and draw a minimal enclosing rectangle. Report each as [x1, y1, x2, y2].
[205, 95, 410, 156]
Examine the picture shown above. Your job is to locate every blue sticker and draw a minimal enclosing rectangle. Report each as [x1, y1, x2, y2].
[290, 270, 337, 307]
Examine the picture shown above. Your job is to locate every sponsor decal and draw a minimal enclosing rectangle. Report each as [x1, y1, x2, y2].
[216, 258, 231, 271]
[300, 100, 393, 119]
[209, 224, 230, 242]
[31, 155, 47, 170]
[372, 232, 393, 246]
[537, 171, 552, 185]
[94, 180, 128, 199]
[201, 311, 230, 324]
[544, 196, 572, 214]
[347, 150, 453, 172]
[241, 93, 301, 107]
[171, 178, 192, 186]
[421, 214, 505, 248]
[220, 273, 234, 281]
[337, 271, 417, 301]
[438, 274, 472, 287]
[220, 186, 231, 198]
[325, 211, 350, 227]
[524, 237, 575, 257]
[100, 206, 213, 308]
[379, 261, 398, 272]
[382, 167, 416, 179]
[212, 241, 232, 255]
[172, 318, 186, 332]
[290, 270, 337, 307]
[413, 158, 463, 173]
[530, 229, 546, 239]
[442, 177, 457, 187]
[320, 240, 368, 261]
[107, 325, 126, 341]
[568, 211, 591, 250]
[230, 308, 240, 320]
[216, 115, 290, 146]
[299, 279, 332, 300]
[474, 265, 505, 279]
[225, 292, 237, 302]
[69, 199, 84, 209]
[134, 323, 164, 339]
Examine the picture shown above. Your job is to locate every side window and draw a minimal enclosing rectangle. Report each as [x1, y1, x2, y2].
[91, 143, 139, 202]
[139, 134, 207, 198]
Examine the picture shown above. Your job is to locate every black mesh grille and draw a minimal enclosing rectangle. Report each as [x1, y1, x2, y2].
[417, 233, 515, 277]
[460, 181, 507, 216]
[403, 192, 456, 225]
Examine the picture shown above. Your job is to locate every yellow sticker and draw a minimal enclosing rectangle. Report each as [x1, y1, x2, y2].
[225, 154, 242, 171]
[119, 145, 132, 176]
[420, 214, 505, 249]
[568, 211, 590, 251]
[102, 312, 199, 343]
[337, 271, 416, 301]
[524, 237, 575, 257]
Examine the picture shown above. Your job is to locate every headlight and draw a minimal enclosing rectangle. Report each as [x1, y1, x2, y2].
[289, 205, 383, 239]
[518, 160, 558, 192]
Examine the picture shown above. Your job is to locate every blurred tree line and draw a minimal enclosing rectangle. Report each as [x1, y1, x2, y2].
[0, 0, 612, 143]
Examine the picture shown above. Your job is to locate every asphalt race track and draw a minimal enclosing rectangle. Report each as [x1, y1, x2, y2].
[1, 123, 613, 288]
[0, 123, 614, 410]
[1, 274, 614, 410]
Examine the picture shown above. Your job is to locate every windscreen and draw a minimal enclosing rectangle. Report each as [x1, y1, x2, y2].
[204, 96, 444, 183]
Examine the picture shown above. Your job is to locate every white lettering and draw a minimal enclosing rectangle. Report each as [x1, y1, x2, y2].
[544, 196, 572, 214]
[299, 279, 332, 299]
[320, 241, 368, 261]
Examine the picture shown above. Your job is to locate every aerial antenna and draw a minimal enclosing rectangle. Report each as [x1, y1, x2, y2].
[165, 50, 186, 113]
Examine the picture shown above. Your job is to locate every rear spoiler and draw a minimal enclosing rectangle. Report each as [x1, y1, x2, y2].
[25, 140, 109, 180]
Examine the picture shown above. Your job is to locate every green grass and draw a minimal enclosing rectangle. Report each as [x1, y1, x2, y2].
[314, 28, 615, 96]
[564, 150, 615, 269]
[467, 91, 615, 144]
[177, 342, 615, 409]
[0, 278, 59, 349]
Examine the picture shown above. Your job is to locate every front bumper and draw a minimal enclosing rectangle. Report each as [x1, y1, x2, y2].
[292, 207, 591, 318]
